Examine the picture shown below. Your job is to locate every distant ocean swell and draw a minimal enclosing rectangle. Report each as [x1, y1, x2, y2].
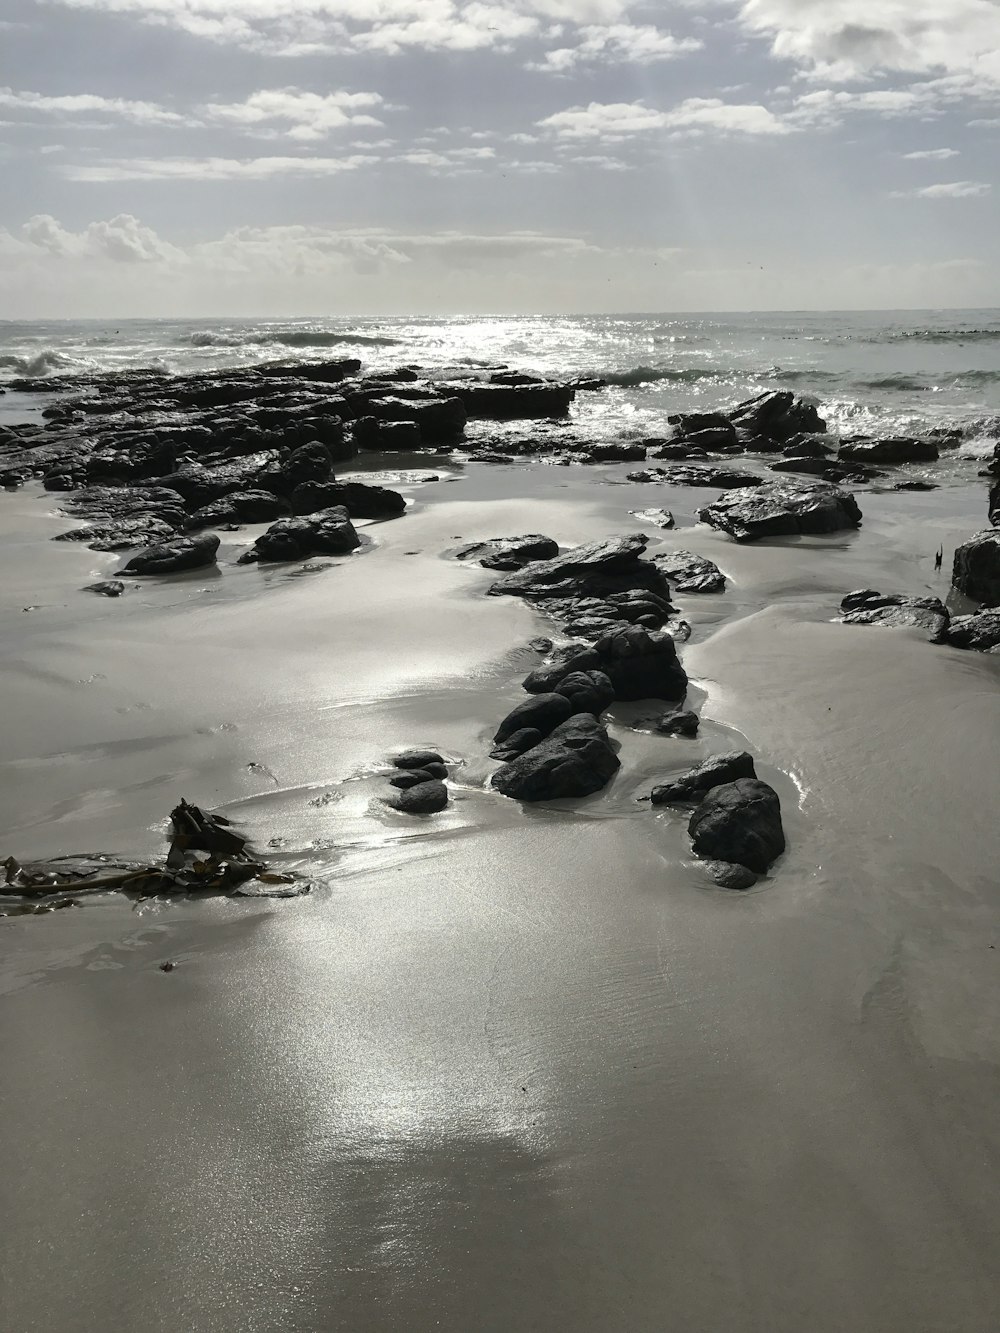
[186, 329, 400, 349]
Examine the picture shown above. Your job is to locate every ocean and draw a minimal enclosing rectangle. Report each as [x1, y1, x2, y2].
[2, 309, 1000, 440]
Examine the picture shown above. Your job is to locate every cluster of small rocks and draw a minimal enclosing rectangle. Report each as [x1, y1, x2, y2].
[383, 750, 451, 815]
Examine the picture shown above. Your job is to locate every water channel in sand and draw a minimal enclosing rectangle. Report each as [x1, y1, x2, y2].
[2, 455, 1000, 1331]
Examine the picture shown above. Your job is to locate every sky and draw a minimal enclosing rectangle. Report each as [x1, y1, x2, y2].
[0, 0, 998, 315]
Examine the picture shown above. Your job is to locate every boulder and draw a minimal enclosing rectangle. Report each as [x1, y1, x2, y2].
[990, 480, 1000, 526]
[938, 611, 1000, 652]
[704, 860, 759, 891]
[952, 530, 1000, 607]
[291, 479, 406, 519]
[655, 550, 726, 593]
[85, 580, 125, 597]
[654, 708, 699, 737]
[491, 713, 620, 802]
[240, 508, 360, 563]
[839, 437, 939, 465]
[123, 533, 220, 575]
[393, 749, 444, 769]
[388, 768, 439, 789]
[386, 780, 449, 814]
[494, 693, 574, 744]
[490, 728, 544, 762]
[728, 391, 826, 444]
[782, 435, 833, 458]
[524, 625, 688, 703]
[840, 589, 949, 637]
[667, 411, 733, 437]
[575, 441, 647, 464]
[650, 752, 757, 804]
[699, 481, 862, 542]
[554, 669, 615, 714]
[689, 779, 785, 874]
[488, 534, 675, 608]
[457, 534, 560, 571]
[353, 418, 425, 452]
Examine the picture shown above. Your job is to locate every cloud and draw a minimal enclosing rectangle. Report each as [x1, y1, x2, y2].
[902, 147, 959, 159]
[203, 89, 385, 141]
[62, 154, 380, 181]
[891, 180, 991, 197]
[529, 24, 700, 72]
[21, 212, 181, 261]
[0, 86, 187, 126]
[538, 97, 789, 140]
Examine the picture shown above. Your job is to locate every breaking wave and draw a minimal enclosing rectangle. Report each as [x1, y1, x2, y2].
[602, 365, 728, 386]
[0, 350, 79, 377]
[186, 328, 400, 350]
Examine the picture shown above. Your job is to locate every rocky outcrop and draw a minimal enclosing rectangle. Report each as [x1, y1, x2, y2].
[185, 490, 290, 529]
[728, 391, 826, 445]
[698, 481, 862, 542]
[839, 437, 939, 465]
[627, 465, 762, 489]
[840, 589, 949, 637]
[939, 611, 1000, 652]
[952, 530, 1000, 607]
[494, 693, 575, 746]
[290, 479, 406, 519]
[688, 779, 785, 874]
[122, 533, 220, 575]
[238, 508, 360, 563]
[447, 382, 575, 419]
[655, 550, 726, 593]
[524, 625, 688, 703]
[491, 713, 620, 801]
[650, 751, 757, 804]
[653, 708, 699, 737]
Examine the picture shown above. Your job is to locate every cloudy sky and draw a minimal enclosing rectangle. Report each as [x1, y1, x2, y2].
[1, 0, 998, 315]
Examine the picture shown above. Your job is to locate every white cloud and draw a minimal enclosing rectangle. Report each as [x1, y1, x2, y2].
[538, 97, 790, 140]
[61, 154, 380, 181]
[902, 147, 959, 159]
[529, 24, 700, 72]
[21, 212, 181, 261]
[204, 89, 384, 141]
[892, 180, 991, 197]
[0, 86, 187, 126]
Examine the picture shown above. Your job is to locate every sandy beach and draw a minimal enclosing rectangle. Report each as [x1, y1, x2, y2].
[3, 439, 1000, 1331]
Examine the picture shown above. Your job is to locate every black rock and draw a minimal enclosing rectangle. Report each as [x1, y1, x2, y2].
[667, 411, 733, 437]
[655, 550, 726, 593]
[491, 713, 620, 802]
[782, 435, 833, 458]
[939, 610, 1000, 652]
[529, 637, 553, 654]
[840, 589, 949, 636]
[704, 860, 759, 890]
[655, 709, 699, 737]
[291, 479, 406, 519]
[524, 625, 688, 703]
[650, 751, 757, 804]
[688, 779, 785, 874]
[241, 507, 360, 563]
[554, 669, 616, 714]
[627, 465, 762, 489]
[85, 580, 125, 597]
[952, 530, 1000, 606]
[386, 780, 449, 814]
[186, 490, 290, 529]
[448, 383, 575, 419]
[393, 749, 444, 769]
[122, 532, 220, 575]
[495, 693, 574, 744]
[457, 534, 560, 570]
[388, 768, 437, 789]
[575, 441, 647, 464]
[990, 480, 1000, 525]
[490, 728, 544, 762]
[839, 437, 939, 464]
[728, 391, 826, 444]
[488, 534, 675, 609]
[699, 481, 862, 542]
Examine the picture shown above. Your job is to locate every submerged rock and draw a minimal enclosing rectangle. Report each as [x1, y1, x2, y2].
[123, 533, 220, 575]
[704, 860, 759, 891]
[85, 579, 126, 597]
[491, 713, 619, 802]
[655, 550, 726, 593]
[689, 779, 785, 874]
[698, 481, 862, 542]
[650, 752, 757, 804]
[840, 589, 949, 637]
[952, 530, 1000, 607]
[240, 507, 360, 563]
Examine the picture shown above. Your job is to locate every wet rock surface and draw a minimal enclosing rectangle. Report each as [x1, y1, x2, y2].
[239, 508, 360, 563]
[688, 779, 785, 874]
[699, 481, 862, 542]
[650, 752, 757, 805]
[491, 713, 620, 802]
[952, 530, 1000, 607]
[655, 550, 726, 593]
[123, 533, 220, 575]
[840, 589, 950, 637]
[457, 534, 560, 571]
[524, 625, 688, 703]
[627, 465, 763, 489]
[939, 611, 1000, 652]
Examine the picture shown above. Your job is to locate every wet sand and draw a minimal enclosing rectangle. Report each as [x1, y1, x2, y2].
[2, 460, 1000, 1331]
